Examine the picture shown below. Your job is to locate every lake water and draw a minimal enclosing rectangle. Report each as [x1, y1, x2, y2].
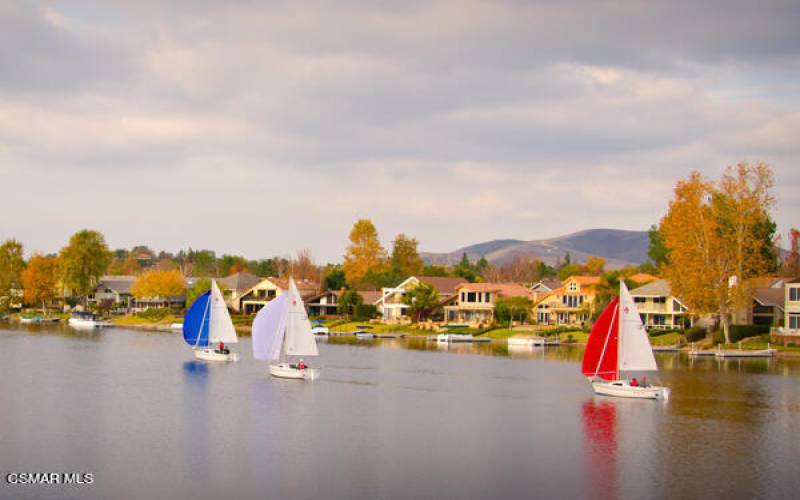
[1, 324, 799, 500]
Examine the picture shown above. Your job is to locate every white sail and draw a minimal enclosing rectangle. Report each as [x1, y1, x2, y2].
[252, 293, 288, 361]
[209, 280, 238, 344]
[618, 281, 658, 372]
[283, 278, 319, 357]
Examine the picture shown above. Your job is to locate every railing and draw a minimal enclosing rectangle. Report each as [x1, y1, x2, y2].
[772, 327, 800, 336]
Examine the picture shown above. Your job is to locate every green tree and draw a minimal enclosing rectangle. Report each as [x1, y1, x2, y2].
[454, 253, 478, 282]
[219, 255, 249, 276]
[0, 239, 25, 311]
[403, 282, 439, 322]
[647, 224, 670, 268]
[337, 289, 363, 317]
[191, 250, 218, 276]
[390, 234, 424, 279]
[186, 277, 213, 306]
[422, 265, 449, 277]
[476, 256, 489, 274]
[59, 230, 112, 304]
[557, 263, 581, 280]
[495, 296, 532, 326]
[322, 264, 347, 291]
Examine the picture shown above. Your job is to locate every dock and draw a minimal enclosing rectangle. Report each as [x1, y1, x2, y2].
[714, 343, 776, 358]
[652, 344, 681, 352]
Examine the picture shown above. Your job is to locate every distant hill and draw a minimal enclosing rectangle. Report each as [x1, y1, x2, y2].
[421, 229, 650, 269]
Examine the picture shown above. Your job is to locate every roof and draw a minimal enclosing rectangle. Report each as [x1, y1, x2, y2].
[305, 290, 338, 303]
[457, 282, 533, 299]
[630, 279, 672, 297]
[356, 290, 383, 304]
[753, 288, 785, 309]
[97, 275, 136, 294]
[531, 278, 562, 291]
[565, 276, 602, 286]
[269, 277, 319, 293]
[417, 276, 468, 295]
[218, 271, 261, 293]
[626, 273, 658, 284]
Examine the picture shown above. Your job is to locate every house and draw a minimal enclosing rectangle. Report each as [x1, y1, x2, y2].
[90, 275, 136, 309]
[237, 277, 319, 314]
[443, 282, 533, 326]
[218, 271, 261, 312]
[306, 290, 340, 317]
[530, 278, 561, 302]
[534, 276, 601, 326]
[784, 279, 800, 333]
[629, 279, 690, 330]
[730, 278, 786, 326]
[375, 276, 467, 323]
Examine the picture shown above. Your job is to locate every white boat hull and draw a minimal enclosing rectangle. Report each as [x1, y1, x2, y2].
[269, 362, 319, 380]
[19, 317, 40, 324]
[312, 326, 329, 336]
[508, 337, 545, 347]
[68, 318, 108, 328]
[591, 380, 670, 400]
[193, 348, 240, 362]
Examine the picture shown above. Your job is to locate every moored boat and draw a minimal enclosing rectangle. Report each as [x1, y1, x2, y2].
[252, 277, 320, 380]
[68, 311, 109, 328]
[183, 280, 240, 362]
[581, 282, 670, 400]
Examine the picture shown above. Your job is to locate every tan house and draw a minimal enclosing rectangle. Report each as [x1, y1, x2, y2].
[237, 277, 319, 314]
[218, 271, 262, 312]
[784, 279, 800, 333]
[375, 276, 467, 323]
[534, 276, 601, 326]
[443, 282, 533, 325]
[629, 279, 690, 330]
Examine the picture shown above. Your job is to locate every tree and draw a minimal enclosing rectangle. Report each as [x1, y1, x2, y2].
[289, 249, 320, 283]
[59, 230, 112, 304]
[782, 228, 800, 277]
[322, 264, 347, 291]
[584, 256, 606, 275]
[647, 224, 670, 268]
[131, 270, 186, 302]
[592, 271, 637, 319]
[422, 264, 449, 277]
[495, 296, 532, 326]
[558, 263, 581, 281]
[337, 289, 363, 317]
[403, 282, 439, 322]
[390, 234, 424, 279]
[219, 255, 249, 276]
[476, 256, 489, 274]
[454, 253, 478, 282]
[0, 239, 25, 310]
[185, 277, 212, 307]
[343, 219, 388, 285]
[22, 254, 60, 310]
[660, 163, 775, 343]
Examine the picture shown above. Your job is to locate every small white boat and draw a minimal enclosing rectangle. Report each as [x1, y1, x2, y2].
[252, 277, 320, 380]
[19, 315, 41, 324]
[170, 322, 184, 331]
[355, 330, 374, 339]
[582, 282, 670, 400]
[68, 312, 109, 328]
[437, 333, 489, 343]
[311, 324, 329, 335]
[508, 335, 545, 347]
[183, 280, 240, 362]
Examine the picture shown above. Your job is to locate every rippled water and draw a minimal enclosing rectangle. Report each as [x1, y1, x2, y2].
[1, 324, 799, 499]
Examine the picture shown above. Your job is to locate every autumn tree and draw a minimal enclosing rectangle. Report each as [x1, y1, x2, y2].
[59, 230, 112, 305]
[22, 254, 60, 311]
[131, 270, 186, 302]
[584, 256, 606, 275]
[390, 234, 424, 279]
[0, 239, 25, 310]
[660, 163, 775, 343]
[289, 249, 320, 283]
[403, 282, 439, 322]
[343, 219, 388, 285]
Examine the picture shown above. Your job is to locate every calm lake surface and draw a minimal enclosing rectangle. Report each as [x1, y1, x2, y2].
[1, 324, 799, 500]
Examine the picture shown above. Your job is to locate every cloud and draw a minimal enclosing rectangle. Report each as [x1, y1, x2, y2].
[1, 1, 799, 261]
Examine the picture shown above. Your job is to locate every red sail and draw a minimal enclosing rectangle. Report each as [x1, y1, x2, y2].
[581, 297, 619, 380]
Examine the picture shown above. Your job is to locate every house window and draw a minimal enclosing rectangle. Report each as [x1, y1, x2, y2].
[461, 292, 466, 302]
[653, 297, 666, 304]
[634, 297, 646, 303]
[485, 292, 491, 303]
[790, 287, 800, 302]
[790, 314, 800, 330]
[673, 299, 682, 311]
[568, 282, 577, 292]
[467, 292, 477, 302]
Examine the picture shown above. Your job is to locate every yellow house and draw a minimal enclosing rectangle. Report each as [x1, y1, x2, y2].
[237, 277, 318, 314]
[534, 276, 600, 326]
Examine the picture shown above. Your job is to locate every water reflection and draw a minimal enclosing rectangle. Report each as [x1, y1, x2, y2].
[582, 401, 617, 500]
[182, 360, 210, 483]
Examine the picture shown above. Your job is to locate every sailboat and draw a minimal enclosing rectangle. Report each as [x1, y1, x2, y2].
[183, 280, 240, 362]
[252, 277, 320, 380]
[581, 281, 670, 400]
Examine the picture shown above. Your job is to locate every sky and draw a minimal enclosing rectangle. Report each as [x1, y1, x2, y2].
[1, 1, 799, 263]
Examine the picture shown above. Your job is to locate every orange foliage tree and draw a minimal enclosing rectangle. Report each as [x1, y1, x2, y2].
[22, 254, 60, 310]
[343, 219, 388, 285]
[660, 163, 775, 343]
[131, 270, 186, 302]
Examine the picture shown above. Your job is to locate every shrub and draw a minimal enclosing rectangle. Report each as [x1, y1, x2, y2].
[684, 326, 706, 343]
[352, 304, 377, 322]
[714, 324, 770, 344]
[136, 308, 176, 321]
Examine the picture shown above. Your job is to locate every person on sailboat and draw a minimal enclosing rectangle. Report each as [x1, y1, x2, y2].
[298, 359, 306, 370]
[630, 377, 639, 387]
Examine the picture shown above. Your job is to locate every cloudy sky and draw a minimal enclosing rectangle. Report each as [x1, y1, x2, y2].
[1, 1, 798, 262]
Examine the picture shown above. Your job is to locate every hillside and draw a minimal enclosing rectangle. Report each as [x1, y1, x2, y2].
[421, 229, 650, 268]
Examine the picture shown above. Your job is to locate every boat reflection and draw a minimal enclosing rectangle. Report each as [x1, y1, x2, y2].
[582, 400, 617, 500]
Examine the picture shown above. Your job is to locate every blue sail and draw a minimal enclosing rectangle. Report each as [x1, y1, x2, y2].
[183, 291, 211, 347]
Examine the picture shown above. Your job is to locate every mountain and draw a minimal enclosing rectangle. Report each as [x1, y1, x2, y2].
[421, 229, 650, 269]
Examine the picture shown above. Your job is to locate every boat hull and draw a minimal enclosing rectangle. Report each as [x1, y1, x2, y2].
[194, 348, 240, 362]
[68, 318, 108, 328]
[269, 362, 319, 380]
[508, 338, 545, 347]
[591, 380, 670, 400]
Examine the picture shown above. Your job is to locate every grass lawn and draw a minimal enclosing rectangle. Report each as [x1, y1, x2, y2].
[113, 314, 182, 326]
[331, 322, 429, 335]
[558, 331, 589, 343]
[649, 332, 684, 346]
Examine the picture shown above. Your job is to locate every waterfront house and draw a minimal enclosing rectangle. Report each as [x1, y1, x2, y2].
[218, 271, 261, 312]
[443, 282, 533, 326]
[730, 277, 786, 327]
[529, 278, 561, 303]
[306, 290, 340, 317]
[629, 279, 691, 330]
[375, 276, 467, 323]
[784, 279, 800, 332]
[237, 277, 319, 314]
[90, 275, 136, 309]
[534, 276, 601, 326]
